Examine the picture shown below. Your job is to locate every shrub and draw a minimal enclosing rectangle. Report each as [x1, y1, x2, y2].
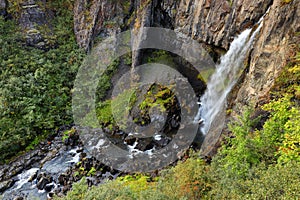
[0, 0, 85, 162]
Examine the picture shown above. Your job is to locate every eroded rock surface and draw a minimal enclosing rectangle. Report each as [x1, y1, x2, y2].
[175, 0, 273, 49]
[72, 0, 299, 157]
[73, 0, 126, 51]
[0, 0, 7, 17]
[15, 0, 53, 49]
[233, 0, 300, 111]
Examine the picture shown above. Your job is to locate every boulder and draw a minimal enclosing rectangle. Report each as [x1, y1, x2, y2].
[0, 0, 7, 17]
[0, 179, 15, 193]
[17, 0, 53, 50]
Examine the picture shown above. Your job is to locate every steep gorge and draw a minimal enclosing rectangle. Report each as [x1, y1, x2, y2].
[0, 0, 299, 198]
[73, 0, 300, 155]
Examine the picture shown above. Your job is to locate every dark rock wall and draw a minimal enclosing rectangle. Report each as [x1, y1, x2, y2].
[175, 0, 273, 49]
[72, 0, 300, 156]
[233, 0, 300, 112]
[3, 0, 294, 155]
[18, 0, 53, 49]
[0, 0, 7, 17]
[73, 0, 125, 51]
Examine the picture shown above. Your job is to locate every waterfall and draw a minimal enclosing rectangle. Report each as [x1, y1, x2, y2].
[196, 17, 265, 135]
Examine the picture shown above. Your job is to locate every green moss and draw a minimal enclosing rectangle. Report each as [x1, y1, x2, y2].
[139, 84, 175, 112]
[271, 50, 300, 99]
[96, 59, 119, 101]
[96, 88, 137, 130]
[56, 49, 300, 200]
[146, 50, 176, 67]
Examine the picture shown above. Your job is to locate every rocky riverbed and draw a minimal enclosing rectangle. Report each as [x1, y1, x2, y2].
[0, 126, 121, 200]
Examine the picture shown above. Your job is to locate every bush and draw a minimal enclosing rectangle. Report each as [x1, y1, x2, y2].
[0, 1, 85, 162]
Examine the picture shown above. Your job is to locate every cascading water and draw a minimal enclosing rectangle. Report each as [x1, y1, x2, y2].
[195, 14, 267, 135]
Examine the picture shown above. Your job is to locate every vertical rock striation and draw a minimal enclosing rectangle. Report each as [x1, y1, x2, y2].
[73, 0, 126, 51]
[175, 0, 273, 49]
[73, 0, 300, 156]
[233, 0, 300, 112]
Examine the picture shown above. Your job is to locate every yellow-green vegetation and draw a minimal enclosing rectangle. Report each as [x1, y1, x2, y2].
[139, 84, 175, 113]
[62, 127, 76, 142]
[95, 88, 137, 130]
[57, 49, 300, 199]
[281, 0, 293, 5]
[197, 68, 215, 83]
[0, 0, 85, 162]
[7, 0, 23, 18]
[146, 50, 176, 67]
[95, 84, 175, 129]
[96, 59, 119, 101]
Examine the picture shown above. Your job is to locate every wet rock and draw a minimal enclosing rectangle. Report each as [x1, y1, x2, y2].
[47, 192, 55, 199]
[79, 152, 87, 160]
[58, 173, 68, 185]
[64, 132, 80, 146]
[176, 0, 272, 49]
[36, 172, 53, 190]
[136, 138, 155, 151]
[13, 197, 24, 200]
[86, 177, 97, 187]
[124, 136, 136, 146]
[76, 148, 84, 153]
[0, 180, 15, 193]
[62, 185, 71, 194]
[154, 136, 170, 148]
[28, 170, 38, 182]
[44, 182, 55, 192]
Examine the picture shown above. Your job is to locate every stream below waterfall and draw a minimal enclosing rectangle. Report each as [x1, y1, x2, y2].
[0, 128, 119, 200]
[0, 9, 270, 200]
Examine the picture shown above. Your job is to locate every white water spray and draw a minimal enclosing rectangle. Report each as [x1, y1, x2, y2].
[196, 15, 266, 134]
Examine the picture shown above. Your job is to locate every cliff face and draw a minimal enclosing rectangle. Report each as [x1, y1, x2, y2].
[73, 0, 299, 155]
[73, 0, 126, 51]
[175, 0, 273, 49]
[233, 0, 300, 111]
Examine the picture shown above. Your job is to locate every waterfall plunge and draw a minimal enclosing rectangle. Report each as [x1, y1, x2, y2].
[196, 20, 265, 135]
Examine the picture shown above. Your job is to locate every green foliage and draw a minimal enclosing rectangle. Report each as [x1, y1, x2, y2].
[62, 127, 76, 142]
[55, 177, 89, 200]
[57, 156, 300, 200]
[208, 161, 300, 199]
[87, 167, 97, 177]
[146, 50, 175, 67]
[139, 84, 175, 113]
[272, 58, 300, 98]
[96, 59, 119, 101]
[95, 88, 137, 129]
[212, 107, 262, 179]
[158, 158, 212, 199]
[56, 157, 211, 200]
[258, 95, 298, 163]
[7, 0, 23, 18]
[96, 101, 114, 127]
[117, 174, 156, 193]
[0, 0, 85, 162]
[25, 134, 46, 151]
